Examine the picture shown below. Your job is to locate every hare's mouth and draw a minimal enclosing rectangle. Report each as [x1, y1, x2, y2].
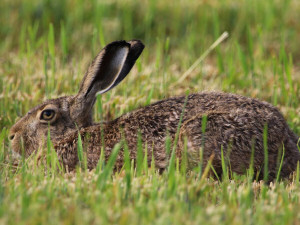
[10, 149, 22, 160]
[10, 138, 30, 158]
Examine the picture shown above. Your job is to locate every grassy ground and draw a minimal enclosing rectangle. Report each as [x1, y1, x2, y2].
[1, 0, 300, 224]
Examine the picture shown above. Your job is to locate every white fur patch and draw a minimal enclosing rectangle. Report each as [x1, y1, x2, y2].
[62, 100, 68, 112]
[29, 120, 38, 130]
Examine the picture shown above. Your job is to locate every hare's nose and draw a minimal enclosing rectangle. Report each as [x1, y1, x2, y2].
[9, 134, 15, 140]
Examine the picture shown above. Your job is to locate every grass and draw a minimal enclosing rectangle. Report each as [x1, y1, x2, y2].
[1, 0, 300, 224]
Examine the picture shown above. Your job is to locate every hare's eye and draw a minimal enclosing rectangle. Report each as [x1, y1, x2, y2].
[40, 109, 55, 121]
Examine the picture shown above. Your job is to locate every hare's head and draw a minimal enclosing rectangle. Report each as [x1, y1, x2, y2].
[9, 40, 144, 157]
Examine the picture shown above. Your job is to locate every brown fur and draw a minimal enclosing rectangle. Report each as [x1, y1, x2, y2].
[9, 40, 300, 180]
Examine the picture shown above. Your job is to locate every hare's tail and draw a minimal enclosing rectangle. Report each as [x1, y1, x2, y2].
[292, 129, 299, 143]
[281, 128, 300, 178]
[287, 128, 299, 152]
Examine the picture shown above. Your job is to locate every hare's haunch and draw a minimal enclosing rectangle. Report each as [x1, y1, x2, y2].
[9, 40, 299, 180]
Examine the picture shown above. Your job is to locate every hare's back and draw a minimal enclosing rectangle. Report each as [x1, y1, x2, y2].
[119, 91, 288, 154]
[130, 91, 284, 121]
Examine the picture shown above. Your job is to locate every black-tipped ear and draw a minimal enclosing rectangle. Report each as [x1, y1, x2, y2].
[110, 40, 145, 89]
[71, 40, 144, 125]
[78, 41, 129, 99]
[77, 40, 144, 100]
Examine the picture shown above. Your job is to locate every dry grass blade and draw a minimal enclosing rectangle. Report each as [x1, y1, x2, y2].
[175, 31, 229, 85]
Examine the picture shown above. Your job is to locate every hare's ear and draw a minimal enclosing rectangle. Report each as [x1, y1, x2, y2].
[71, 40, 144, 125]
[78, 40, 144, 99]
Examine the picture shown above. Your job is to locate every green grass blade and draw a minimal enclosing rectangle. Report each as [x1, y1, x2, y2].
[276, 145, 285, 182]
[136, 131, 143, 176]
[263, 124, 269, 183]
[97, 142, 122, 189]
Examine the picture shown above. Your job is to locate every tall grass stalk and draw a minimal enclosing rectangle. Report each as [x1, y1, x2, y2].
[263, 124, 269, 183]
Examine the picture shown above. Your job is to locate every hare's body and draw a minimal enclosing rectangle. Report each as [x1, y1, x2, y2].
[10, 40, 299, 180]
[55, 92, 300, 179]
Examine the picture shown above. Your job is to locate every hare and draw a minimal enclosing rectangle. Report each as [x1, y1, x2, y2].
[9, 39, 299, 180]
